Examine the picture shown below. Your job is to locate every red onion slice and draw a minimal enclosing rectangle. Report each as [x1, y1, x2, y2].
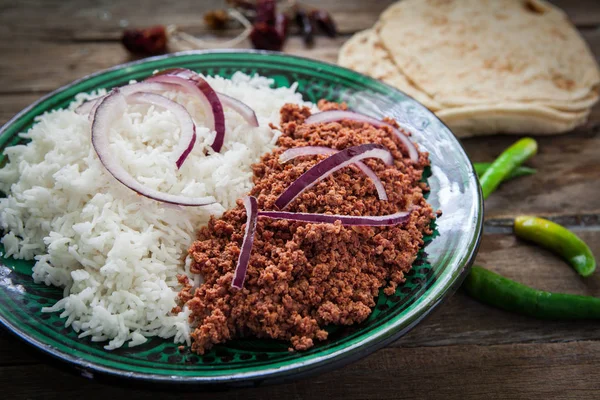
[153, 68, 197, 79]
[76, 97, 104, 122]
[88, 99, 102, 122]
[279, 146, 388, 201]
[217, 93, 259, 127]
[274, 144, 393, 210]
[127, 92, 197, 169]
[232, 196, 258, 289]
[76, 82, 180, 116]
[146, 70, 226, 152]
[82, 83, 196, 167]
[76, 97, 101, 115]
[91, 89, 216, 206]
[259, 208, 411, 226]
[305, 110, 419, 163]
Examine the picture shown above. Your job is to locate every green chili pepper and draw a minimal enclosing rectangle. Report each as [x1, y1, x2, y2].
[464, 266, 600, 319]
[514, 216, 596, 277]
[473, 162, 536, 181]
[479, 138, 538, 199]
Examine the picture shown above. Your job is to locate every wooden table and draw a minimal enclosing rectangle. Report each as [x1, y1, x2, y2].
[2, 1, 600, 398]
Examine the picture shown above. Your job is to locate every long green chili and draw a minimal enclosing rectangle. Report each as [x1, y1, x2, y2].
[514, 216, 596, 277]
[464, 266, 600, 319]
[479, 138, 538, 199]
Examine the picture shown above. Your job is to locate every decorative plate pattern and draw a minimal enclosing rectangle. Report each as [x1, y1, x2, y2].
[0, 50, 482, 386]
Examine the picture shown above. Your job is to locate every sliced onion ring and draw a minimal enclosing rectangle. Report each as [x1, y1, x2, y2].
[88, 99, 102, 122]
[77, 81, 181, 122]
[304, 110, 419, 163]
[82, 82, 197, 168]
[91, 89, 215, 206]
[153, 69, 259, 127]
[275, 143, 393, 210]
[153, 68, 197, 80]
[78, 97, 103, 122]
[76, 82, 179, 114]
[146, 70, 226, 152]
[259, 208, 411, 226]
[217, 93, 259, 127]
[232, 196, 258, 289]
[279, 146, 388, 201]
[75, 97, 100, 115]
[127, 92, 197, 169]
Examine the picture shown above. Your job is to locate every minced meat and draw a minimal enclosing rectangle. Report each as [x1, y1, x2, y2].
[178, 100, 435, 354]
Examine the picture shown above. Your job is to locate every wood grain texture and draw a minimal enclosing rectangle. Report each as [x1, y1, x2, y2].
[463, 130, 600, 219]
[2, 0, 600, 398]
[1, 0, 599, 42]
[0, 0, 394, 41]
[1, 342, 600, 400]
[2, 22, 599, 98]
[0, 36, 347, 94]
[0, 94, 46, 125]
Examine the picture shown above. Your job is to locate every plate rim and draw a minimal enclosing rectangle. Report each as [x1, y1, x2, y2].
[0, 49, 483, 385]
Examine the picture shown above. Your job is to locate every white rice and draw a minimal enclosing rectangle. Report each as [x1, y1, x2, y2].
[0, 72, 313, 349]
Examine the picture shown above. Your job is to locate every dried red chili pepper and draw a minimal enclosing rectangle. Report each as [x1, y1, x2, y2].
[121, 25, 168, 55]
[255, 0, 276, 25]
[250, 0, 288, 52]
[310, 9, 337, 37]
[250, 24, 278, 50]
[204, 9, 230, 30]
[295, 9, 314, 46]
[250, 13, 288, 51]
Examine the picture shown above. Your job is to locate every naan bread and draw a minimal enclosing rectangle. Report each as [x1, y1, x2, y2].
[437, 103, 590, 136]
[339, 29, 442, 110]
[377, 0, 599, 106]
[339, 29, 591, 136]
[338, 0, 599, 136]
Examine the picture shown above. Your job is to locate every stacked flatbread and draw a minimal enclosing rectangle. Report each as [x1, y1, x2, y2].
[338, 0, 600, 137]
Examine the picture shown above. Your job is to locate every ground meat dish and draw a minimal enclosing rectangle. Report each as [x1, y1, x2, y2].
[178, 100, 435, 354]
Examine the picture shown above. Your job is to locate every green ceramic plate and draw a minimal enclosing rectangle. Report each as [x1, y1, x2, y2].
[0, 50, 482, 387]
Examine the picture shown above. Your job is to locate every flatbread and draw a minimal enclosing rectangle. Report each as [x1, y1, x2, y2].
[338, 29, 443, 110]
[339, 30, 592, 137]
[338, 0, 599, 136]
[377, 0, 600, 107]
[437, 103, 590, 136]
[339, 28, 598, 113]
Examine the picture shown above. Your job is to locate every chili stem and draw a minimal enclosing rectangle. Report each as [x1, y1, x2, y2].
[473, 162, 536, 181]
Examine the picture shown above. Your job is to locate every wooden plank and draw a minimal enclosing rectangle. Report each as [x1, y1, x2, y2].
[3, 18, 600, 95]
[0, 330, 39, 366]
[1, 0, 599, 43]
[2, 27, 600, 98]
[2, 341, 600, 399]
[550, 0, 600, 27]
[0, 94, 44, 126]
[0, 0, 393, 41]
[462, 126, 600, 220]
[0, 36, 346, 94]
[0, 41, 130, 94]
